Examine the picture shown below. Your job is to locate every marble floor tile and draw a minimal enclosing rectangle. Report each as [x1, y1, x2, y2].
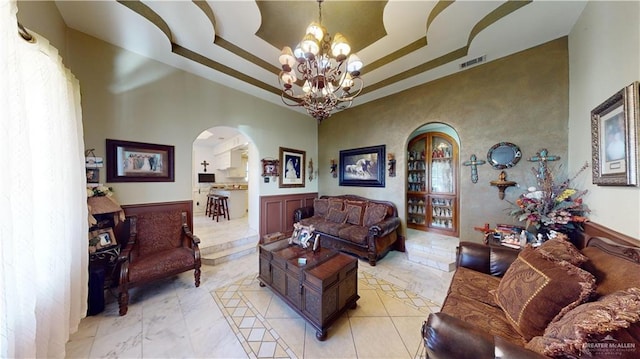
[67, 214, 455, 358]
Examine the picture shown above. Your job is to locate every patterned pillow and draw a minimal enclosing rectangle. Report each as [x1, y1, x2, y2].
[344, 200, 367, 226]
[494, 246, 596, 340]
[538, 237, 589, 266]
[526, 287, 640, 358]
[327, 198, 344, 212]
[363, 203, 388, 226]
[313, 199, 329, 217]
[326, 208, 348, 224]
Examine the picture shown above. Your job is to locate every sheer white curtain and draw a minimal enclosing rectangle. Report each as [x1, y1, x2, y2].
[1, 1, 88, 357]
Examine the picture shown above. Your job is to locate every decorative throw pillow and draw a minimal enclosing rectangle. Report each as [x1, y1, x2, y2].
[538, 237, 589, 266]
[526, 287, 640, 358]
[494, 246, 596, 340]
[326, 208, 348, 224]
[313, 198, 329, 217]
[344, 200, 367, 226]
[363, 203, 388, 226]
[327, 198, 344, 212]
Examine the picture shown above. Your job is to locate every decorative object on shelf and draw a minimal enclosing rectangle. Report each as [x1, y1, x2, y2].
[339, 145, 385, 187]
[200, 160, 210, 172]
[490, 171, 517, 200]
[277, 0, 364, 122]
[591, 81, 639, 186]
[387, 153, 396, 177]
[462, 154, 486, 183]
[106, 139, 175, 182]
[330, 159, 338, 178]
[279, 147, 305, 188]
[261, 158, 279, 179]
[487, 142, 522, 169]
[509, 161, 590, 233]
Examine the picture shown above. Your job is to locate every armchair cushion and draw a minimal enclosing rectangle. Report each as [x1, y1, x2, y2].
[128, 247, 196, 283]
[495, 246, 596, 340]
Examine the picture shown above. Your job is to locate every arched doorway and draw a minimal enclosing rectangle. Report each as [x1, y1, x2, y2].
[192, 126, 259, 254]
[406, 123, 460, 237]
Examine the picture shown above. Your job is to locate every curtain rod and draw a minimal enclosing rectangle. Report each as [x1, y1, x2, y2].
[17, 21, 34, 42]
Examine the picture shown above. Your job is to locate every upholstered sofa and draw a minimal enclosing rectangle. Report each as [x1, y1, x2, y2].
[422, 222, 640, 359]
[293, 195, 403, 266]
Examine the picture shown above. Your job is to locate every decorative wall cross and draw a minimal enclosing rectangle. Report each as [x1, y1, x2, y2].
[528, 148, 560, 180]
[200, 160, 210, 172]
[463, 154, 486, 183]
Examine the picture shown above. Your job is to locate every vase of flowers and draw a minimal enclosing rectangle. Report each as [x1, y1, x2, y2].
[509, 161, 590, 234]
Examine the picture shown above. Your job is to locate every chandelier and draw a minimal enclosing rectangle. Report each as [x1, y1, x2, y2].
[278, 0, 364, 122]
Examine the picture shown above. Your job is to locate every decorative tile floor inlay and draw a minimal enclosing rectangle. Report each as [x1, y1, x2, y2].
[212, 270, 439, 358]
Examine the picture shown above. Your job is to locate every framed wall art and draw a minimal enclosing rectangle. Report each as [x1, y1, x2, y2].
[106, 139, 175, 182]
[590, 82, 638, 186]
[339, 145, 386, 187]
[279, 147, 305, 188]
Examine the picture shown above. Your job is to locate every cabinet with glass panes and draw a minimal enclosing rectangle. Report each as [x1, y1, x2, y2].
[406, 132, 459, 236]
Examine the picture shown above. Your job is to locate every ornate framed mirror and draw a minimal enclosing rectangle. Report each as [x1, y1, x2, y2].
[487, 142, 522, 169]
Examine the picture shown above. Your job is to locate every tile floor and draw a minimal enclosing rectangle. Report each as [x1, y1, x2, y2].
[65, 215, 456, 358]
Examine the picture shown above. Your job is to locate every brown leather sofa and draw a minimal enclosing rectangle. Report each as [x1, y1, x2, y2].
[423, 223, 640, 359]
[293, 195, 403, 265]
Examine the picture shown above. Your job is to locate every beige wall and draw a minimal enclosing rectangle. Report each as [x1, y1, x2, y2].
[16, 1, 66, 58]
[568, 1, 640, 238]
[320, 39, 570, 241]
[65, 29, 318, 232]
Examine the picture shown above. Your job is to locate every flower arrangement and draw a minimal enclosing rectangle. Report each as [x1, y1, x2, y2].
[86, 185, 113, 198]
[509, 161, 590, 233]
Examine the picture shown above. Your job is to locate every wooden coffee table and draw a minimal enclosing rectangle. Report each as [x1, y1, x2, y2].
[258, 239, 359, 341]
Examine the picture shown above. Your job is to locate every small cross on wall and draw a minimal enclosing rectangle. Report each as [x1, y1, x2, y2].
[201, 160, 210, 172]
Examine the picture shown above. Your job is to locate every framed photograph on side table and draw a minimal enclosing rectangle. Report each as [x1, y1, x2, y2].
[591, 82, 638, 186]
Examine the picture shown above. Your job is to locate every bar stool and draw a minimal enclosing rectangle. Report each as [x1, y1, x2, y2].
[205, 194, 215, 218]
[212, 195, 229, 222]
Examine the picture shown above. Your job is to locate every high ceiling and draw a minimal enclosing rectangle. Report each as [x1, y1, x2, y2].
[54, 0, 587, 120]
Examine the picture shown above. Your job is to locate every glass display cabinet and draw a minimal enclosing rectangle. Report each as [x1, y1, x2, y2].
[407, 132, 459, 236]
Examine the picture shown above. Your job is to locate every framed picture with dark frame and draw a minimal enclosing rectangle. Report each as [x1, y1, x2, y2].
[106, 139, 175, 182]
[339, 145, 386, 187]
[590, 82, 638, 186]
[279, 147, 305, 188]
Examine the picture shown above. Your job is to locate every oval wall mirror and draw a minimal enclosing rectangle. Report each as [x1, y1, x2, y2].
[487, 142, 522, 169]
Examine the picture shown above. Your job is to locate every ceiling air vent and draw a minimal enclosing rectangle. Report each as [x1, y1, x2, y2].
[460, 55, 486, 69]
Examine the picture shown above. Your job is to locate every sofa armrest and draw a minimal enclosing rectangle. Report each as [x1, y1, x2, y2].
[369, 217, 400, 238]
[293, 206, 314, 222]
[423, 313, 547, 359]
[457, 241, 519, 277]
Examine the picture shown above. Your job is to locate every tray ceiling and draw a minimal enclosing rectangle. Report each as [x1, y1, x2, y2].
[54, 0, 587, 116]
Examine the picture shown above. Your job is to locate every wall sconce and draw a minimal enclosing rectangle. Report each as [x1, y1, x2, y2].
[387, 153, 396, 177]
[308, 158, 315, 181]
[330, 159, 338, 178]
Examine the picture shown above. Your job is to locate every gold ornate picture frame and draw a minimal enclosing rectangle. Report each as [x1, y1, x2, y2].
[591, 82, 639, 186]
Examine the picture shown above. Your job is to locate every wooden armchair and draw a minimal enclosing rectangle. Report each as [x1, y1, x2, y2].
[117, 209, 201, 315]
